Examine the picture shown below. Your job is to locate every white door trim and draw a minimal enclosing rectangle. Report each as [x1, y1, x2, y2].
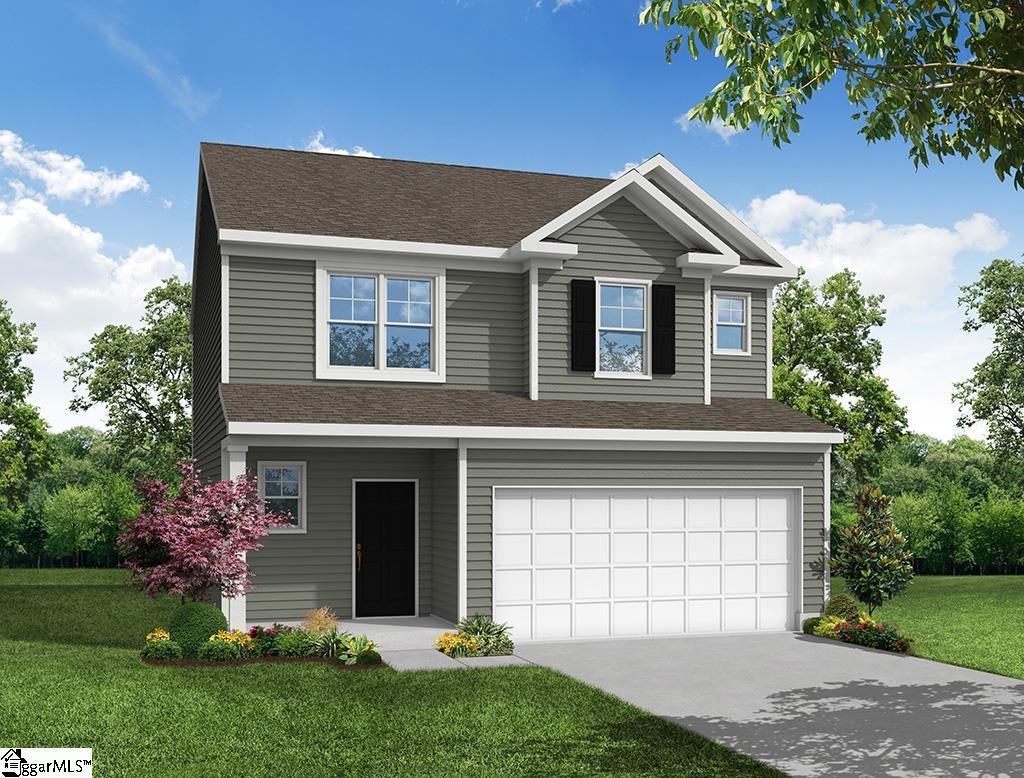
[351, 478, 420, 619]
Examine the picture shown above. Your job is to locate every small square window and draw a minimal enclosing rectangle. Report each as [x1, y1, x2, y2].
[714, 294, 750, 355]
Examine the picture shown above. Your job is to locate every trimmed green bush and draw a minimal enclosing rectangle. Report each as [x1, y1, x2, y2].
[276, 628, 315, 657]
[141, 639, 183, 660]
[824, 591, 860, 621]
[456, 614, 515, 656]
[802, 617, 822, 635]
[813, 615, 846, 638]
[197, 639, 243, 661]
[355, 649, 381, 666]
[169, 601, 227, 658]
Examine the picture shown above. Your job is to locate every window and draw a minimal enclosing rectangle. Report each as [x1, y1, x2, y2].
[597, 280, 649, 376]
[317, 266, 444, 381]
[714, 293, 750, 355]
[260, 462, 306, 532]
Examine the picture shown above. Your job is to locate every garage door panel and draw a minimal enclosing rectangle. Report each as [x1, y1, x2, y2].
[492, 487, 796, 640]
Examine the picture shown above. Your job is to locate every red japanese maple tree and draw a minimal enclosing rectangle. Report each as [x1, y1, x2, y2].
[120, 461, 288, 601]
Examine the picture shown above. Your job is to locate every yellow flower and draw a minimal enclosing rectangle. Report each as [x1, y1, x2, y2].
[146, 628, 171, 643]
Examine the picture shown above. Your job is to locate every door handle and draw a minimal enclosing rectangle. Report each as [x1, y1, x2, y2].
[356, 543, 362, 573]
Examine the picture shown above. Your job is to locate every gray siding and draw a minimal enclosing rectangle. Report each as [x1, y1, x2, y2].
[245, 447, 459, 624]
[537, 197, 705, 402]
[191, 171, 225, 481]
[229, 261, 525, 391]
[710, 287, 769, 398]
[430, 450, 459, 622]
[465, 449, 827, 617]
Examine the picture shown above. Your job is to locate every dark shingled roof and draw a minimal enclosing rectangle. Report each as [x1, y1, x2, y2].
[200, 142, 609, 247]
[220, 383, 839, 435]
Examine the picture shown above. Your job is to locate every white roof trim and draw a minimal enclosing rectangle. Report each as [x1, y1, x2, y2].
[511, 170, 740, 263]
[637, 155, 798, 277]
[226, 420, 844, 445]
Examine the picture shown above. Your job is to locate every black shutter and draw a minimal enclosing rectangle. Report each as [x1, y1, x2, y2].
[651, 283, 676, 375]
[570, 279, 596, 372]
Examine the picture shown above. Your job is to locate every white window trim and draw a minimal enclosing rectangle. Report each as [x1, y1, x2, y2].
[712, 291, 752, 357]
[593, 276, 653, 381]
[259, 461, 307, 534]
[315, 261, 446, 382]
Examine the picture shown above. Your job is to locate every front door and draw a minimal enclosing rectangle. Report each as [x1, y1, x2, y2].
[355, 481, 416, 617]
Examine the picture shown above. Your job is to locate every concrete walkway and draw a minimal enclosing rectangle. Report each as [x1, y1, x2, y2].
[517, 632, 1024, 777]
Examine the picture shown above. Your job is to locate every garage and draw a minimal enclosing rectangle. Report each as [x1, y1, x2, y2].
[491, 487, 800, 641]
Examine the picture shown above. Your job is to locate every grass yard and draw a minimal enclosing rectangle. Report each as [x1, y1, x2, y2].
[835, 575, 1024, 680]
[0, 569, 779, 777]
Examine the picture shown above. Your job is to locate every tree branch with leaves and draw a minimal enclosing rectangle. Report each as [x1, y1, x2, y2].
[641, 0, 1024, 187]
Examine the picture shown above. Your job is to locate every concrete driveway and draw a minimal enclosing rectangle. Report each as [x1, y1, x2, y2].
[516, 633, 1024, 777]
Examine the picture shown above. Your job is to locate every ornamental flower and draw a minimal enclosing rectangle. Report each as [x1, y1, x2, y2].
[146, 628, 171, 642]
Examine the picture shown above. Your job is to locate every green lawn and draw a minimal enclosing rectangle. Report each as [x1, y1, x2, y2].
[0, 570, 778, 777]
[835, 575, 1024, 680]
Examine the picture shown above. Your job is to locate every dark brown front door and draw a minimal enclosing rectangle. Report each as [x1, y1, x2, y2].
[355, 481, 416, 617]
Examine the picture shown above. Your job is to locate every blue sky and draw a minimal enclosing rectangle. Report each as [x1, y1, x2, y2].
[2, 1, 1020, 438]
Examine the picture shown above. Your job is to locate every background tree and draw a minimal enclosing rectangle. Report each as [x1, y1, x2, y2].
[42, 485, 104, 567]
[773, 269, 907, 492]
[831, 486, 915, 615]
[955, 257, 1024, 456]
[66, 278, 192, 481]
[0, 299, 50, 511]
[641, 1, 1024, 187]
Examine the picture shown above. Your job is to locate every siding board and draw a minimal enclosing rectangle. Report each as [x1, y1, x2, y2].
[711, 287, 769, 398]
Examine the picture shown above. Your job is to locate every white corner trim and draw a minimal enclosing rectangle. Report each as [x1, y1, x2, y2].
[457, 442, 468, 620]
[220, 253, 230, 384]
[823, 446, 832, 603]
[258, 460, 308, 534]
[703, 276, 711, 405]
[766, 287, 774, 399]
[313, 263, 446, 383]
[529, 265, 539, 400]
[220, 443, 248, 630]
[712, 291, 753, 357]
[226, 420, 845, 445]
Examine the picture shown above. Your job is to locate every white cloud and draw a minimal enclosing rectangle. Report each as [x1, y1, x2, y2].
[534, 0, 584, 8]
[0, 197, 184, 431]
[744, 188, 1008, 439]
[675, 114, 741, 143]
[304, 130, 379, 158]
[0, 130, 148, 204]
[161, 199, 173, 209]
[93, 22, 217, 120]
[609, 161, 639, 178]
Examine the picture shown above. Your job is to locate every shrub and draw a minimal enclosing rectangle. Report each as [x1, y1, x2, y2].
[247, 624, 293, 656]
[309, 627, 352, 659]
[196, 630, 256, 661]
[835, 616, 912, 654]
[339, 634, 380, 665]
[301, 606, 339, 636]
[830, 485, 914, 615]
[824, 592, 860, 621]
[276, 628, 316, 657]
[434, 631, 479, 658]
[812, 616, 846, 639]
[802, 617, 822, 635]
[142, 628, 182, 660]
[169, 601, 228, 658]
[456, 614, 515, 656]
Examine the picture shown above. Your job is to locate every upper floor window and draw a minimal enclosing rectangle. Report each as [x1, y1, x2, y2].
[316, 264, 445, 382]
[596, 279, 650, 378]
[260, 462, 306, 532]
[713, 292, 750, 355]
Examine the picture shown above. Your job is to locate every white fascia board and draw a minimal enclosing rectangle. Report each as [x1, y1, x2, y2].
[220, 229, 508, 260]
[719, 263, 798, 281]
[226, 420, 844, 445]
[678, 251, 738, 268]
[637, 155, 799, 276]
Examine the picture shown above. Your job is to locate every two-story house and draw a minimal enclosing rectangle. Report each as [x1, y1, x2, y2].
[191, 143, 841, 639]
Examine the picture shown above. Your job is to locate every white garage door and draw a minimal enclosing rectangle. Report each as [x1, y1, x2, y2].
[492, 487, 798, 641]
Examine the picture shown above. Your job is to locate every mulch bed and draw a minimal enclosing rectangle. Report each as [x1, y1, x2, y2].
[141, 655, 387, 669]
